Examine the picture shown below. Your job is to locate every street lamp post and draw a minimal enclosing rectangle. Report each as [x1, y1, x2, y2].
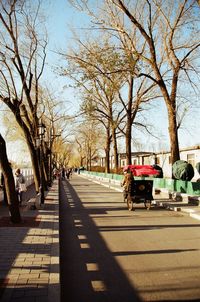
[48, 128, 53, 186]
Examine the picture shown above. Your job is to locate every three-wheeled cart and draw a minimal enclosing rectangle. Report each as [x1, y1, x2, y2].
[126, 179, 154, 211]
[123, 165, 159, 211]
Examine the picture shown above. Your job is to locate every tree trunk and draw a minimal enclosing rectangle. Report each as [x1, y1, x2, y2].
[126, 75, 134, 165]
[105, 128, 111, 173]
[43, 148, 50, 186]
[126, 118, 132, 165]
[111, 126, 119, 172]
[14, 109, 41, 192]
[157, 78, 180, 166]
[167, 104, 180, 165]
[28, 144, 41, 192]
[115, 0, 181, 171]
[0, 135, 21, 223]
[80, 156, 84, 166]
[105, 148, 110, 173]
[89, 147, 92, 170]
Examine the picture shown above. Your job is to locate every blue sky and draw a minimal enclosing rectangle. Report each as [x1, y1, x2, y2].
[40, 0, 90, 108]
[43, 0, 200, 150]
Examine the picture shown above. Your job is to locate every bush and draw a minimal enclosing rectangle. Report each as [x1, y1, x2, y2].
[108, 167, 124, 174]
[89, 166, 124, 174]
[90, 166, 105, 173]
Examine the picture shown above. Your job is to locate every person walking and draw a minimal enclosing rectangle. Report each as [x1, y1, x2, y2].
[121, 169, 134, 202]
[61, 167, 66, 180]
[15, 168, 26, 205]
[66, 168, 72, 180]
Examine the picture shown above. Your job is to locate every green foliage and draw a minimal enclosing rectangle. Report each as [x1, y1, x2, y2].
[111, 167, 124, 175]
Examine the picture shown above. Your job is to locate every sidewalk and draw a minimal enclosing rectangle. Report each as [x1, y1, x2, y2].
[80, 173, 200, 222]
[0, 180, 59, 302]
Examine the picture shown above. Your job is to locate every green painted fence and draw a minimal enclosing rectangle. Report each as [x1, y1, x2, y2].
[81, 171, 200, 196]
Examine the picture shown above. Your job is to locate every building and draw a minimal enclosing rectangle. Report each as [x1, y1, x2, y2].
[99, 145, 200, 180]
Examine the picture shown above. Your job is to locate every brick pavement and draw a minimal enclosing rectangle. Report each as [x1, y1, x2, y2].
[0, 180, 60, 302]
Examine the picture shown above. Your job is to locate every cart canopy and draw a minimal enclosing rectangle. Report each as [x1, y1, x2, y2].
[123, 165, 159, 176]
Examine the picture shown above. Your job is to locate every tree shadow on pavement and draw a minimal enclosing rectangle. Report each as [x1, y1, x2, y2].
[59, 180, 142, 302]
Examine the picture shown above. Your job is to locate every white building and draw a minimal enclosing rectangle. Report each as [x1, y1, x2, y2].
[100, 145, 200, 180]
[156, 145, 200, 180]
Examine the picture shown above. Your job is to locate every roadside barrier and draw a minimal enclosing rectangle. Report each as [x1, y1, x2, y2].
[80, 170, 200, 197]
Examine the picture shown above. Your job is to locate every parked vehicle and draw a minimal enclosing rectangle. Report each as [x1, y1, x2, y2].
[122, 165, 158, 211]
[126, 179, 154, 211]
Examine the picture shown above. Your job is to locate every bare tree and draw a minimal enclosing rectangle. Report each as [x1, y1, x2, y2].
[0, 0, 48, 191]
[108, 0, 200, 166]
[40, 87, 74, 183]
[74, 120, 103, 170]
[63, 37, 159, 170]
[69, 0, 200, 172]
[60, 38, 125, 172]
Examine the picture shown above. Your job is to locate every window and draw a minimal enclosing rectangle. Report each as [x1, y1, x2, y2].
[187, 153, 195, 167]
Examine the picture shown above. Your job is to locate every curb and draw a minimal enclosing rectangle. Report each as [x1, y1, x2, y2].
[157, 200, 200, 220]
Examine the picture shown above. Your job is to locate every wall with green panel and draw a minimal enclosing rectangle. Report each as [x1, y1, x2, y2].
[81, 171, 200, 196]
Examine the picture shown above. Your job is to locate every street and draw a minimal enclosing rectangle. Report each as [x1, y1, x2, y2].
[59, 174, 200, 302]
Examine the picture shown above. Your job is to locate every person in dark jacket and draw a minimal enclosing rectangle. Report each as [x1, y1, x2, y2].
[61, 167, 66, 180]
[15, 168, 26, 205]
[121, 169, 134, 202]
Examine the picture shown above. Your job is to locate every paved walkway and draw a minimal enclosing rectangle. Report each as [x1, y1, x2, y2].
[0, 180, 59, 302]
[1, 173, 200, 302]
[59, 175, 142, 302]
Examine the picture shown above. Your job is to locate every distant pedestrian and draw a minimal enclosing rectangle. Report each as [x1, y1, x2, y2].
[15, 168, 26, 205]
[53, 167, 60, 179]
[66, 169, 72, 180]
[69, 168, 72, 179]
[53, 167, 57, 179]
[61, 167, 65, 180]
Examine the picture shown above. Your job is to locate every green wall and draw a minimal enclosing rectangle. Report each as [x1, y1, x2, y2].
[81, 171, 200, 196]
